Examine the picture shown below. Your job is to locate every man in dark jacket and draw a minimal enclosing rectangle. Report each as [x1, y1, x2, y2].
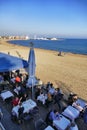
[54, 88, 63, 111]
[84, 107, 87, 123]
[18, 103, 24, 124]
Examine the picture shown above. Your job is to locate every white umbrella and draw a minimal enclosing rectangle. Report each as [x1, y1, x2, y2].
[26, 43, 37, 98]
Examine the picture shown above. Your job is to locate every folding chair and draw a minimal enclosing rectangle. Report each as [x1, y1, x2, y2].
[23, 113, 33, 121]
[29, 106, 39, 117]
[35, 118, 47, 130]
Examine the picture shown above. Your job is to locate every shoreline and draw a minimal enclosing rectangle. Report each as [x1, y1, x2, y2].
[0, 39, 87, 100]
[8, 39, 87, 56]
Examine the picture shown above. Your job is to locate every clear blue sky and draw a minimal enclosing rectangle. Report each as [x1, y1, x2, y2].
[0, 0, 87, 38]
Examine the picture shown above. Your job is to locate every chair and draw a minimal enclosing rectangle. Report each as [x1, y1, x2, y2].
[29, 106, 39, 117]
[35, 118, 47, 130]
[0, 122, 6, 130]
[23, 113, 33, 121]
[45, 111, 53, 125]
[1, 89, 8, 93]
[11, 111, 17, 122]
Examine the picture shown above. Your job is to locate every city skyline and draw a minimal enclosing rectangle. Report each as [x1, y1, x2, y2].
[0, 0, 87, 38]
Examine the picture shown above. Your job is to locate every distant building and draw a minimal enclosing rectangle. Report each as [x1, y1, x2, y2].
[25, 36, 29, 40]
[51, 37, 58, 40]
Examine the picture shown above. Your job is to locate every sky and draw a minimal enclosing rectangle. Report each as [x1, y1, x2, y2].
[0, 0, 87, 38]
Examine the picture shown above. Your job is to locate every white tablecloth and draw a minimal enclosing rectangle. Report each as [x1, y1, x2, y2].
[0, 90, 14, 101]
[37, 94, 47, 104]
[62, 106, 80, 121]
[70, 125, 78, 130]
[53, 114, 71, 130]
[76, 99, 86, 108]
[44, 125, 54, 130]
[72, 102, 83, 112]
[72, 99, 87, 112]
[12, 99, 37, 117]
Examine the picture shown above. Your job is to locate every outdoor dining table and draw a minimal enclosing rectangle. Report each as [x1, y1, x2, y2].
[0, 90, 14, 101]
[44, 125, 55, 130]
[75, 99, 87, 108]
[53, 114, 71, 130]
[12, 99, 37, 117]
[72, 99, 87, 112]
[69, 124, 78, 130]
[62, 105, 80, 121]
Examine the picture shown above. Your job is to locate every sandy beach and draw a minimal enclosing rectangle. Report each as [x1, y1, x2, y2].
[0, 39, 87, 100]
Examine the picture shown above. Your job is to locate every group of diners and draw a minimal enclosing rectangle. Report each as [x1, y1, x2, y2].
[35, 82, 64, 109]
[34, 82, 87, 129]
[44, 97, 87, 130]
[0, 71, 87, 129]
[0, 70, 28, 93]
[68, 93, 87, 113]
[0, 70, 28, 83]
[10, 72, 28, 86]
[11, 98, 37, 124]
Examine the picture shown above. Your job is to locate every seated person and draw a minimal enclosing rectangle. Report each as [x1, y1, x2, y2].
[54, 88, 63, 111]
[35, 88, 41, 99]
[0, 74, 4, 83]
[73, 95, 78, 102]
[46, 109, 60, 125]
[0, 108, 3, 121]
[15, 76, 21, 83]
[18, 102, 24, 124]
[20, 93, 28, 102]
[18, 86, 26, 98]
[68, 93, 78, 105]
[45, 93, 53, 107]
[14, 83, 21, 95]
[58, 51, 62, 56]
[49, 83, 55, 96]
[84, 107, 87, 123]
[10, 75, 16, 84]
[11, 97, 20, 107]
[21, 73, 27, 83]
[56, 88, 63, 95]
[37, 92, 47, 105]
[46, 82, 51, 92]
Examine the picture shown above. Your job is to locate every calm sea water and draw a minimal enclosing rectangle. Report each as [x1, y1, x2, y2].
[9, 39, 87, 55]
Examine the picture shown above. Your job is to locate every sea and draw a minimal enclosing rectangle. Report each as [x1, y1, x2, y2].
[9, 39, 87, 55]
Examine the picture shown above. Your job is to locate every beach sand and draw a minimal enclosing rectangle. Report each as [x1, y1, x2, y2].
[0, 39, 87, 100]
